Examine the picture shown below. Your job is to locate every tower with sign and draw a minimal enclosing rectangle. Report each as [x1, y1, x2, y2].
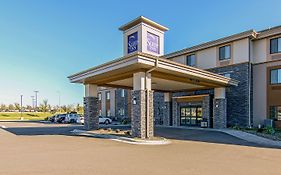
[119, 16, 169, 57]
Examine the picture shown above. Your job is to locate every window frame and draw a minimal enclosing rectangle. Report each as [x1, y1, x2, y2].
[219, 45, 231, 61]
[186, 54, 196, 67]
[270, 37, 281, 54]
[270, 68, 281, 85]
[106, 91, 110, 100]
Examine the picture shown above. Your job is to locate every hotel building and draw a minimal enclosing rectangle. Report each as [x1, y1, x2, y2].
[69, 16, 281, 138]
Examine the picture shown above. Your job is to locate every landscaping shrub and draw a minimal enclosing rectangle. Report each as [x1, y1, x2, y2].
[264, 126, 275, 135]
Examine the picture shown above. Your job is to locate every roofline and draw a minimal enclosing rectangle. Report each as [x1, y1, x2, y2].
[118, 16, 169, 32]
[163, 30, 257, 59]
[68, 52, 238, 86]
[255, 25, 281, 39]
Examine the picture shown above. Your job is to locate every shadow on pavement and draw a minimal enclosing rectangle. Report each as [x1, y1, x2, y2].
[2, 121, 280, 149]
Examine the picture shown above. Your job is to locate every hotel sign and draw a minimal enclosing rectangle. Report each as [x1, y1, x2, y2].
[147, 32, 159, 54]
[128, 32, 138, 54]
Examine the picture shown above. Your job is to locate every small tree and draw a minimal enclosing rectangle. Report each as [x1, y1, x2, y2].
[0, 104, 6, 112]
[40, 99, 49, 113]
[14, 103, 20, 111]
[8, 104, 15, 111]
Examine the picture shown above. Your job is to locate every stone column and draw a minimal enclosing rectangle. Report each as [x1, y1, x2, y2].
[131, 72, 154, 139]
[163, 93, 172, 126]
[202, 95, 211, 128]
[84, 84, 99, 130]
[172, 98, 179, 126]
[213, 87, 227, 129]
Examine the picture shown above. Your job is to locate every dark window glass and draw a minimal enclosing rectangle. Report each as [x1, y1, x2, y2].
[270, 38, 281, 54]
[187, 54, 196, 66]
[270, 68, 281, 84]
[219, 45, 231, 60]
[270, 106, 281, 120]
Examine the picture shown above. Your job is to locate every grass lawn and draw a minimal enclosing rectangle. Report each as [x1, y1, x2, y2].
[0, 112, 53, 121]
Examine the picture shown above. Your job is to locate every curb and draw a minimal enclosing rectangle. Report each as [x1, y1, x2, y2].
[71, 129, 171, 145]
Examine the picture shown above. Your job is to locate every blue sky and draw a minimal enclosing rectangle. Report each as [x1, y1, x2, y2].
[0, 0, 281, 106]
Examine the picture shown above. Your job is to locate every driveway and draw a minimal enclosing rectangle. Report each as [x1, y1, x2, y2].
[1, 121, 281, 175]
[1, 121, 278, 148]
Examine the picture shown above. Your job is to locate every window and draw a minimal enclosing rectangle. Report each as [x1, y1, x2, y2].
[106, 92, 110, 100]
[270, 68, 281, 84]
[121, 89, 125, 98]
[99, 110, 102, 116]
[219, 45, 231, 60]
[119, 108, 125, 116]
[98, 93, 102, 101]
[223, 73, 231, 78]
[187, 54, 196, 67]
[107, 110, 111, 117]
[270, 106, 281, 120]
[270, 37, 281, 54]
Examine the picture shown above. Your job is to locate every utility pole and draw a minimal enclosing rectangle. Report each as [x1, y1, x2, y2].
[34, 91, 39, 112]
[20, 95, 23, 120]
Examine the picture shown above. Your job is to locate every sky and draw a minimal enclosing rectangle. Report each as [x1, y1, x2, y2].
[0, 0, 281, 106]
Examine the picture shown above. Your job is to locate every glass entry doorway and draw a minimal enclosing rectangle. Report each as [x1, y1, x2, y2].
[180, 106, 202, 126]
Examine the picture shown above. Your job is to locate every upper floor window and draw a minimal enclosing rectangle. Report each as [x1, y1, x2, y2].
[270, 68, 281, 84]
[186, 54, 196, 67]
[106, 91, 110, 100]
[270, 37, 281, 54]
[98, 93, 102, 101]
[219, 45, 231, 60]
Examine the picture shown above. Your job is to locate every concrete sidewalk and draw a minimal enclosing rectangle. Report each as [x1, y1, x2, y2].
[157, 125, 281, 148]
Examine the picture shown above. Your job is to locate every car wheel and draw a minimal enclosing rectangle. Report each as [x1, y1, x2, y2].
[105, 120, 110, 125]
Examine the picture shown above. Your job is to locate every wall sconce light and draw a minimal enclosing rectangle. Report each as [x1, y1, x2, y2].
[133, 97, 137, 105]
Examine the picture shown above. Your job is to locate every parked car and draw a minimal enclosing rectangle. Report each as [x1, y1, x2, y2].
[64, 113, 81, 123]
[79, 116, 112, 125]
[56, 114, 67, 123]
[48, 115, 56, 122]
[99, 116, 112, 125]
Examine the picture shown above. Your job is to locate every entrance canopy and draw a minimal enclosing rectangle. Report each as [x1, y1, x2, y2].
[68, 52, 238, 92]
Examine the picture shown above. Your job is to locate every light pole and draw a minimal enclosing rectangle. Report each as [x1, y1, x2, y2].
[31, 96, 35, 111]
[20, 95, 23, 120]
[34, 90, 39, 112]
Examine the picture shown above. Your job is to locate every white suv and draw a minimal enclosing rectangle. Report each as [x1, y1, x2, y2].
[64, 113, 81, 123]
[79, 116, 112, 125]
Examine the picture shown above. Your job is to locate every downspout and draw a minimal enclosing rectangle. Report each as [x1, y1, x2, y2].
[145, 58, 159, 138]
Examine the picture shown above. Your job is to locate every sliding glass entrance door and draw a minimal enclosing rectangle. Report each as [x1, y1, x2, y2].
[180, 106, 202, 126]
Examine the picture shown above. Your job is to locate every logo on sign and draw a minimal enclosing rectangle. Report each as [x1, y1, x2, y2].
[147, 32, 159, 54]
[128, 32, 138, 54]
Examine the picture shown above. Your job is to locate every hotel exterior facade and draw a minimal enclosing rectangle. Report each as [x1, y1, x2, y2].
[69, 16, 281, 138]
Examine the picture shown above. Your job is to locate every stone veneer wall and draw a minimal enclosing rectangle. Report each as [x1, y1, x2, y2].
[131, 90, 154, 139]
[209, 62, 253, 127]
[84, 97, 99, 130]
[213, 98, 227, 128]
[153, 92, 165, 125]
[115, 89, 130, 121]
[202, 96, 211, 128]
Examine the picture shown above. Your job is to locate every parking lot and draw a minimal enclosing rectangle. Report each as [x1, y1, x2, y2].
[1, 121, 281, 175]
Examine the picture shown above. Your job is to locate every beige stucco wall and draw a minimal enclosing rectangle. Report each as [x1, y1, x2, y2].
[253, 63, 267, 126]
[233, 38, 249, 64]
[252, 38, 267, 63]
[196, 47, 217, 69]
[171, 55, 186, 65]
